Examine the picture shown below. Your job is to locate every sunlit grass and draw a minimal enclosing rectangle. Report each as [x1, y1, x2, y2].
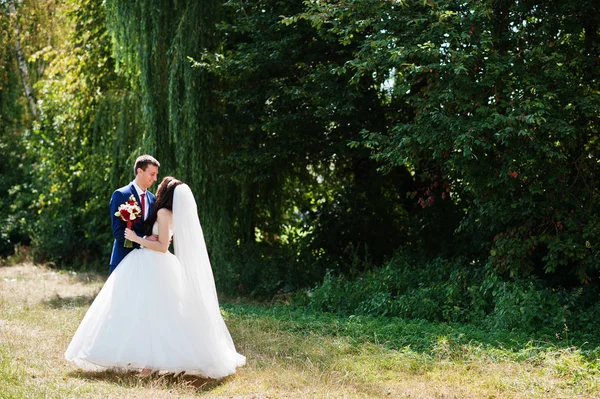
[1, 262, 599, 398]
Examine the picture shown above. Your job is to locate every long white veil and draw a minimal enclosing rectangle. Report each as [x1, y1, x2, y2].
[172, 184, 245, 374]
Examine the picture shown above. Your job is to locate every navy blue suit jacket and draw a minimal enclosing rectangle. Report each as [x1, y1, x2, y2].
[109, 183, 155, 275]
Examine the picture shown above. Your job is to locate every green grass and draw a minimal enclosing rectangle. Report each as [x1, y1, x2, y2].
[222, 302, 600, 360]
[1, 262, 599, 398]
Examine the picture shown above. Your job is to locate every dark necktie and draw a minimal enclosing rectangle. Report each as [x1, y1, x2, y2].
[141, 192, 146, 220]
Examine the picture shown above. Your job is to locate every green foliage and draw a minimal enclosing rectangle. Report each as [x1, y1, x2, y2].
[199, 0, 417, 293]
[2, 0, 600, 333]
[18, 0, 143, 268]
[309, 252, 486, 322]
[104, 0, 245, 287]
[309, 251, 600, 338]
[0, 2, 33, 255]
[293, 0, 600, 284]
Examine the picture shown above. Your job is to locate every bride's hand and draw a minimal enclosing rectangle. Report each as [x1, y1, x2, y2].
[124, 228, 138, 244]
[146, 234, 159, 242]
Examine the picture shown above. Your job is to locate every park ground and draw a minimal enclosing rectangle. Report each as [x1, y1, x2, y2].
[1, 261, 599, 398]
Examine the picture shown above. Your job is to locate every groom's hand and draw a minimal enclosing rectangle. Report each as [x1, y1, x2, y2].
[146, 234, 159, 242]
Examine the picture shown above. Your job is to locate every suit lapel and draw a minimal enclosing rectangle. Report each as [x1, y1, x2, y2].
[147, 191, 155, 215]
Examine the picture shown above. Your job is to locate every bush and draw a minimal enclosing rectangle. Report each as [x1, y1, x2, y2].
[221, 240, 321, 299]
[309, 252, 485, 322]
[308, 251, 600, 337]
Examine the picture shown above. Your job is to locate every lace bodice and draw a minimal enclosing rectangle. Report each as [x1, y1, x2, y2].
[152, 222, 174, 239]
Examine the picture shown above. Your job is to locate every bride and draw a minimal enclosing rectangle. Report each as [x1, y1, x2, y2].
[65, 177, 246, 378]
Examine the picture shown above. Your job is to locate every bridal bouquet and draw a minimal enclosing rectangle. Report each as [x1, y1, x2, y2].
[114, 195, 142, 248]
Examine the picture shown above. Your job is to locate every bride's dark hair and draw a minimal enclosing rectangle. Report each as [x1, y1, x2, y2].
[144, 176, 183, 235]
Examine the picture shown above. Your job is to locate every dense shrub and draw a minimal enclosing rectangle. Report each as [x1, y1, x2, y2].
[309, 253, 484, 320]
[309, 252, 600, 336]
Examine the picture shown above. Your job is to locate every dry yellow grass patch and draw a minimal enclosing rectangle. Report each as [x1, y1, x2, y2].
[1, 262, 599, 399]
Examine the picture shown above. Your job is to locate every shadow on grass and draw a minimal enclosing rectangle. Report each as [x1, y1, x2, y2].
[44, 293, 98, 309]
[67, 271, 107, 284]
[68, 370, 226, 392]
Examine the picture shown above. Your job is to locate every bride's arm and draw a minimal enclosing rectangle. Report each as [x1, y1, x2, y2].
[124, 209, 172, 253]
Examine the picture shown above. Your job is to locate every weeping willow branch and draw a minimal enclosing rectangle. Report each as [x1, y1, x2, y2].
[105, 0, 239, 286]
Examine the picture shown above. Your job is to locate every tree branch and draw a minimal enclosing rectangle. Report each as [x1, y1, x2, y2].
[8, 0, 38, 119]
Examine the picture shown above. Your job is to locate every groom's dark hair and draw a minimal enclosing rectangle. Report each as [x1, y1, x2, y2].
[133, 155, 160, 176]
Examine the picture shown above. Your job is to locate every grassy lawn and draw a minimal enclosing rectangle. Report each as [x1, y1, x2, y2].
[1, 262, 599, 398]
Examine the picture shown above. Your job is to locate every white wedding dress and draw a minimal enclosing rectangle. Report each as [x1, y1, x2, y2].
[65, 185, 245, 378]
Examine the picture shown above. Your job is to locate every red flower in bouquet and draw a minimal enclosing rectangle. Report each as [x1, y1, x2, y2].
[114, 195, 142, 248]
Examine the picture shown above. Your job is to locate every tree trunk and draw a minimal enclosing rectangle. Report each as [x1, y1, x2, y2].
[8, 0, 37, 118]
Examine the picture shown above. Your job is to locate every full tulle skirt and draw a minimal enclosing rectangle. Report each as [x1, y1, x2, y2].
[64, 248, 245, 378]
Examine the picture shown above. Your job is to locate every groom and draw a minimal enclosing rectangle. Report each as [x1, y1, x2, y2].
[109, 155, 160, 275]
